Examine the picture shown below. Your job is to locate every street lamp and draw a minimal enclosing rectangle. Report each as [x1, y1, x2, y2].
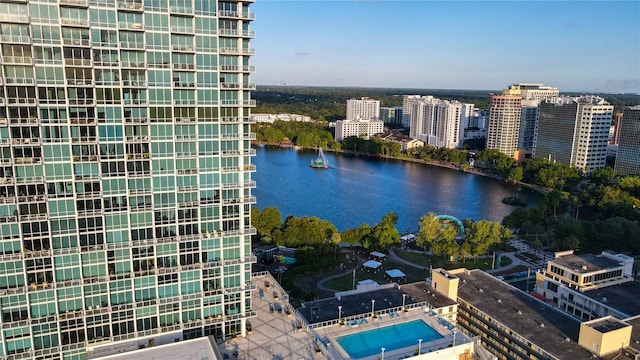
[371, 299, 375, 317]
[338, 305, 342, 322]
[452, 328, 458, 347]
[381, 347, 385, 360]
[418, 338, 422, 355]
[402, 293, 407, 309]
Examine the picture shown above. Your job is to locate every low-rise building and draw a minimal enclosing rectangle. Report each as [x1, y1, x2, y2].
[535, 250, 639, 320]
[334, 119, 384, 141]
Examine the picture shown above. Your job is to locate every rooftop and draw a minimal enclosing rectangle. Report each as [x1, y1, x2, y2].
[584, 280, 640, 317]
[93, 336, 220, 360]
[297, 282, 455, 325]
[551, 253, 622, 274]
[454, 269, 597, 360]
[585, 317, 629, 333]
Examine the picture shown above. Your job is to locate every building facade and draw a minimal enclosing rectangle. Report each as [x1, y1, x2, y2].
[379, 106, 402, 126]
[614, 106, 640, 175]
[486, 94, 522, 157]
[534, 96, 613, 173]
[535, 250, 638, 321]
[346, 97, 380, 121]
[406, 96, 473, 149]
[0, 0, 256, 358]
[334, 119, 384, 142]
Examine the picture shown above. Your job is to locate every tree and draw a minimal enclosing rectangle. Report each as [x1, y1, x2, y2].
[416, 213, 440, 252]
[251, 207, 282, 239]
[341, 224, 372, 246]
[506, 167, 523, 184]
[463, 220, 511, 261]
[368, 212, 400, 250]
[430, 225, 458, 260]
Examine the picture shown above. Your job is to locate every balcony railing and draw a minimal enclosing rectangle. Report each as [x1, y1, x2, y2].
[2, 55, 33, 65]
[62, 38, 90, 46]
[64, 58, 92, 66]
[117, 1, 144, 11]
[60, 18, 89, 27]
[60, 0, 89, 6]
[0, 34, 31, 44]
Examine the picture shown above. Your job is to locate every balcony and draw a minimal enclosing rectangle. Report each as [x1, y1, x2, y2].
[123, 79, 147, 87]
[7, 97, 37, 106]
[176, 117, 196, 123]
[64, 58, 92, 67]
[173, 81, 195, 88]
[119, 22, 144, 31]
[169, 6, 194, 15]
[11, 138, 40, 146]
[60, 0, 88, 6]
[62, 38, 90, 46]
[218, 10, 255, 20]
[121, 61, 146, 69]
[172, 44, 195, 53]
[10, 118, 39, 125]
[117, 1, 143, 11]
[173, 63, 196, 71]
[120, 41, 145, 50]
[125, 117, 148, 124]
[69, 118, 95, 125]
[219, 65, 255, 73]
[0, 14, 29, 24]
[123, 99, 148, 106]
[0, 34, 31, 44]
[67, 78, 93, 86]
[170, 25, 194, 34]
[4, 77, 34, 85]
[70, 136, 97, 143]
[60, 18, 89, 27]
[173, 99, 196, 106]
[218, 29, 255, 38]
[219, 47, 248, 55]
[125, 135, 149, 143]
[2, 55, 33, 65]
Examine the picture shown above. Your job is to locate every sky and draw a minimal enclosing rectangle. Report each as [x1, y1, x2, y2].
[250, 1, 640, 93]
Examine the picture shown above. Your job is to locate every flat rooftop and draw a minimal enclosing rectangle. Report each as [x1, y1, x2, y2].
[584, 280, 640, 317]
[586, 317, 629, 333]
[454, 269, 597, 360]
[218, 274, 327, 360]
[552, 254, 622, 274]
[297, 282, 455, 325]
[94, 336, 219, 360]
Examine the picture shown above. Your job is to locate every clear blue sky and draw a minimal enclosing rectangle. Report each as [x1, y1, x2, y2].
[251, 1, 640, 93]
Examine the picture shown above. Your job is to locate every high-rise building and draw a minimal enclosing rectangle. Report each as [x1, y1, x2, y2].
[334, 119, 384, 141]
[407, 97, 473, 149]
[379, 106, 402, 126]
[346, 97, 380, 121]
[486, 94, 522, 157]
[534, 96, 613, 173]
[490, 83, 559, 155]
[0, 0, 256, 358]
[615, 106, 640, 175]
[502, 83, 559, 101]
[401, 95, 421, 128]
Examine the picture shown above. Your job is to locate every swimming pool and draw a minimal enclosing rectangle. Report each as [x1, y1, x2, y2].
[336, 320, 443, 359]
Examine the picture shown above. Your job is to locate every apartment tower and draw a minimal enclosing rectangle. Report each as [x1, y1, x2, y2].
[0, 0, 256, 358]
[486, 94, 522, 157]
[534, 96, 613, 173]
[346, 97, 380, 121]
[614, 106, 640, 175]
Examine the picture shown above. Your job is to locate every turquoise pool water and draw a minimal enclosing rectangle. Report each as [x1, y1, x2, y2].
[336, 320, 443, 359]
[281, 256, 297, 265]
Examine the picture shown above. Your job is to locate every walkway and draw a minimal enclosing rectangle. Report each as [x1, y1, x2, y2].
[316, 258, 365, 293]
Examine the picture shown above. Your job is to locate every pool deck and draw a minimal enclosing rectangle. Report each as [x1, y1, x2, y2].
[315, 310, 470, 360]
[218, 274, 470, 360]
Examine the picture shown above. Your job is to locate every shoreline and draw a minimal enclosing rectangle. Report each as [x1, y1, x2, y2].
[255, 141, 549, 195]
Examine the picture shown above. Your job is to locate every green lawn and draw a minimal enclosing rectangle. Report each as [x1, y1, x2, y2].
[394, 249, 509, 271]
[323, 258, 430, 291]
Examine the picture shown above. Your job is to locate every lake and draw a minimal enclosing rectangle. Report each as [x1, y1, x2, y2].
[252, 146, 542, 232]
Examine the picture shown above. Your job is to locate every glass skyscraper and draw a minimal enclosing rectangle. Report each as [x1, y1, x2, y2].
[0, 0, 256, 358]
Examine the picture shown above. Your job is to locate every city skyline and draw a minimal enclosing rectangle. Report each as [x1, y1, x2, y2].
[251, 1, 640, 93]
